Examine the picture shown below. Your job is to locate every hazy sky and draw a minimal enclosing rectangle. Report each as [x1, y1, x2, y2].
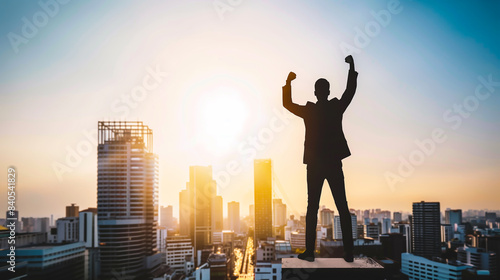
[1, 0, 499, 220]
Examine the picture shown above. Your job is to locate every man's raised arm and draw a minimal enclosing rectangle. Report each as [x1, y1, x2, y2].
[283, 72, 306, 118]
[339, 55, 358, 112]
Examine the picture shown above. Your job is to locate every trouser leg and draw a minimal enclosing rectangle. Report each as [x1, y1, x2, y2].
[326, 162, 353, 254]
[305, 164, 324, 252]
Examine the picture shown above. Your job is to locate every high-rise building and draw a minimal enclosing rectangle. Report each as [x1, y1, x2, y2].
[254, 159, 273, 242]
[457, 247, 497, 278]
[393, 212, 402, 223]
[213, 195, 223, 232]
[228, 201, 240, 233]
[320, 207, 334, 227]
[56, 217, 79, 243]
[382, 218, 391, 234]
[334, 214, 357, 240]
[79, 208, 98, 248]
[97, 121, 161, 278]
[249, 204, 255, 225]
[412, 201, 440, 258]
[179, 165, 217, 260]
[398, 223, 412, 253]
[166, 235, 194, 274]
[273, 199, 287, 227]
[66, 203, 79, 217]
[79, 208, 99, 280]
[444, 209, 462, 227]
[380, 233, 406, 262]
[365, 223, 380, 240]
[179, 189, 190, 236]
[160, 205, 174, 229]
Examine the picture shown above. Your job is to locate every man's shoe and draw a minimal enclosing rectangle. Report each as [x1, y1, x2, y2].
[298, 251, 315, 262]
[343, 252, 354, 262]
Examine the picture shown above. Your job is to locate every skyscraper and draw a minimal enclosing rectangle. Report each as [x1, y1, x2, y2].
[254, 159, 273, 242]
[412, 201, 441, 259]
[160, 205, 174, 229]
[382, 217, 391, 234]
[213, 195, 223, 232]
[393, 212, 402, 223]
[66, 203, 79, 217]
[97, 121, 161, 278]
[179, 165, 217, 260]
[444, 209, 462, 227]
[228, 201, 240, 233]
[273, 199, 287, 227]
[334, 214, 357, 240]
[320, 207, 334, 227]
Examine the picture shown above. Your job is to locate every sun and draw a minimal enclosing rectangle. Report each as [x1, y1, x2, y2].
[198, 87, 248, 155]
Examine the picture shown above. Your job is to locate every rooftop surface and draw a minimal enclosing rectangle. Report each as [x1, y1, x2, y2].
[282, 257, 383, 269]
[281, 258, 385, 280]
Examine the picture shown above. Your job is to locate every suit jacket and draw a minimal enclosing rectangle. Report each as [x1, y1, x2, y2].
[283, 70, 358, 164]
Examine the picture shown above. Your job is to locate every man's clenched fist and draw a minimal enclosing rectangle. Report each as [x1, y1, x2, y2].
[286, 72, 296, 84]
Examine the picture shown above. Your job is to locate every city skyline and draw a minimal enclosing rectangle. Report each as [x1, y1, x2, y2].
[1, 1, 500, 221]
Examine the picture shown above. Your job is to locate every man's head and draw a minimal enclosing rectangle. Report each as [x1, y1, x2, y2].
[314, 78, 330, 102]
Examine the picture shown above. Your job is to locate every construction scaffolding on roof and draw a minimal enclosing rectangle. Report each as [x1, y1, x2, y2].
[98, 121, 153, 152]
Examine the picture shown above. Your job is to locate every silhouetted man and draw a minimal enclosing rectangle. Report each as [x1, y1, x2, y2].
[282, 55, 358, 262]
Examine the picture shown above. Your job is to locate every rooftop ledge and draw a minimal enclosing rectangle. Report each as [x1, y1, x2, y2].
[282, 258, 385, 280]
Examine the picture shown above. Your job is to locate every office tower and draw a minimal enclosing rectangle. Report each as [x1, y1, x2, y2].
[382, 218, 391, 234]
[179, 165, 217, 261]
[79, 208, 98, 248]
[444, 209, 462, 227]
[333, 214, 357, 240]
[393, 212, 402, 223]
[79, 208, 99, 280]
[364, 223, 380, 240]
[56, 217, 79, 242]
[179, 189, 190, 236]
[166, 236, 194, 274]
[441, 224, 453, 243]
[458, 247, 497, 278]
[254, 159, 273, 242]
[398, 223, 412, 253]
[412, 201, 440, 258]
[320, 207, 334, 227]
[213, 195, 223, 232]
[273, 199, 287, 227]
[160, 205, 174, 229]
[380, 233, 406, 262]
[249, 204, 255, 225]
[228, 201, 240, 233]
[66, 203, 79, 217]
[97, 121, 160, 278]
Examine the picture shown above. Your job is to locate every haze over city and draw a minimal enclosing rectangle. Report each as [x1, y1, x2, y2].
[1, 0, 499, 220]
